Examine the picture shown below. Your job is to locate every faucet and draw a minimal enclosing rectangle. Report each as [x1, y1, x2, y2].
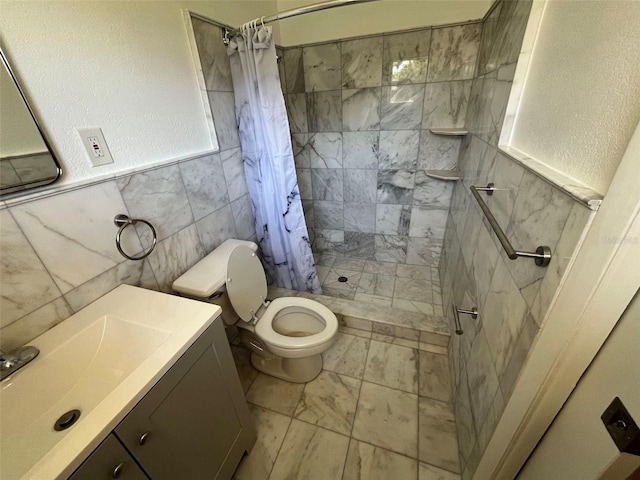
[0, 346, 40, 381]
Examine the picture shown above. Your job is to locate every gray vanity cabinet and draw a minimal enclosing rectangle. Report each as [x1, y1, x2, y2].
[69, 434, 148, 480]
[113, 319, 255, 480]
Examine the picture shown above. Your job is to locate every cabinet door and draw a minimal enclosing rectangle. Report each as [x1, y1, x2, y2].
[115, 320, 254, 480]
[69, 434, 148, 480]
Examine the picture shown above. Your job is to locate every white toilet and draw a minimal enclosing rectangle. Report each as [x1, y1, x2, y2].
[172, 239, 338, 383]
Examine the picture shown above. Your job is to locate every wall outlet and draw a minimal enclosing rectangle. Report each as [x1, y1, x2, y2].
[77, 128, 114, 167]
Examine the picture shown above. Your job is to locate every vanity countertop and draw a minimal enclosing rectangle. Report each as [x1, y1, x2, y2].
[0, 285, 220, 480]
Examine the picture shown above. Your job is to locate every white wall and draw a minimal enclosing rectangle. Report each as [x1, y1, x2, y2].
[0, 0, 277, 186]
[509, 0, 640, 197]
[519, 291, 640, 479]
[276, 0, 491, 46]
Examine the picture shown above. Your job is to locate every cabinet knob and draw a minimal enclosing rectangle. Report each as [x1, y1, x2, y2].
[138, 431, 151, 445]
[112, 462, 126, 478]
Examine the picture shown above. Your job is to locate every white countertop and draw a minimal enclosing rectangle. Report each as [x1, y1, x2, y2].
[0, 285, 221, 480]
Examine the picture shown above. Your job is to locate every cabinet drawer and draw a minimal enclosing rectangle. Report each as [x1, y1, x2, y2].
[69, 434, 148, 480]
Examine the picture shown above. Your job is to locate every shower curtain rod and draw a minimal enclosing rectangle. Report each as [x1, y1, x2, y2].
[225, 0, 380, 37]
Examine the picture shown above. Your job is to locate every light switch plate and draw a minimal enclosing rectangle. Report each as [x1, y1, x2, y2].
[77, 128, 114, 167]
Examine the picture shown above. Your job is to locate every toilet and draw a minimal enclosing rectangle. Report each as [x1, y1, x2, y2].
[172, 239, 338, 383]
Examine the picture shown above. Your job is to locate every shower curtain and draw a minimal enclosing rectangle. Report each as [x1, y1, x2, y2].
[227, 23, 321, 293]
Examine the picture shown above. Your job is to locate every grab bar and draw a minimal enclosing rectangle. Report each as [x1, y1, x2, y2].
[470, 184, 551, 267]
[452, 305, 478, 335]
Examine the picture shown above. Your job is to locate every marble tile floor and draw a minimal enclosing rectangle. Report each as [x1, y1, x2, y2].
[230, 329, 460, 480]
[314, 254, 444, 318]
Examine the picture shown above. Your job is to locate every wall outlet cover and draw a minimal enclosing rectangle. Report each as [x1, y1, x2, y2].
[77, 128, 114, 167]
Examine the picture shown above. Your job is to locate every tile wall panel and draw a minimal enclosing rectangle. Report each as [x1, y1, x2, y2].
[281, 21, 482, 267]
[436, 2, 595, 479]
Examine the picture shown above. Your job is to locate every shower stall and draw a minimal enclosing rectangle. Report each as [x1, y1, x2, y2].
[274, 14, 479, 317]
[191, 0, 472, 317]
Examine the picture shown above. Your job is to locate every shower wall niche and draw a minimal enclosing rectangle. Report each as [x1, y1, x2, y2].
[279, 22, 482, 267]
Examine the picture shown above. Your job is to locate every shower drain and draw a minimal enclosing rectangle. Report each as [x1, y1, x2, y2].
[338, 276, 348, 283]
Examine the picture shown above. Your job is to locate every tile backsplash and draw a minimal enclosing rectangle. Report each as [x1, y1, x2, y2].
[0, 18, 254, 352]
[280, 22, 482, 267]
[0, 151, 255, 352]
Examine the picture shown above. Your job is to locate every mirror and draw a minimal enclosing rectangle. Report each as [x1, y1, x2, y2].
[1, 48, 61, 196]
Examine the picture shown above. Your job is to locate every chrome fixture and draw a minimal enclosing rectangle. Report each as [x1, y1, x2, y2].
[0, 346, 40, 381]
[452, 305, 478, 335]
[470, 184, 552, 267]
[474, 183, 497, 195]
[113, 214, 157, 261]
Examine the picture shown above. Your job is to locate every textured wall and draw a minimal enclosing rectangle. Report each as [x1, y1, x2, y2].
[281, 23, 482, 268]
[438, 0, 594, 478]
[0, 1, 277, 185]
[510, 0, 640, 196]
[0, 19, 254, 352]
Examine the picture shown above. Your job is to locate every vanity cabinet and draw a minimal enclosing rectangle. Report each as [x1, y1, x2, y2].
[69, 318, 255, 480]
[115, 318, 255, 479]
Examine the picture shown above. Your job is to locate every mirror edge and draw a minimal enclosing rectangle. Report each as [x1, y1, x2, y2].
[1, 44, 63, 198]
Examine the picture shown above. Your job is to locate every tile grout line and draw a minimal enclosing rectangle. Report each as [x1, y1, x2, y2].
[264, 400, 295, 480]
[340, 331, 373, 478]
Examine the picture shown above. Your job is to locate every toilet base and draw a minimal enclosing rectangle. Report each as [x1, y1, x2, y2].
[250, 351, 323, 383]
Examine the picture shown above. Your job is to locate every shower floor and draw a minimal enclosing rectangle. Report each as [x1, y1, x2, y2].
[229, 326, 460, 480]
[314, 254, 444, 318]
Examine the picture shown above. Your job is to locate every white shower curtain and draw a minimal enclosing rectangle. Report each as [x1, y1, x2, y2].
[227, 24, 321, 293]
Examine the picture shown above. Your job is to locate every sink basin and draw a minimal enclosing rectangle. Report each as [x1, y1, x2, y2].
[0, 285, 220, 479]
[2, 315, 171, 435]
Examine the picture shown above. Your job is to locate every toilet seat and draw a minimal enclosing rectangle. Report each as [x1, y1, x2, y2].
[256, 297, 338, 350]
[226, 246, 338, 353]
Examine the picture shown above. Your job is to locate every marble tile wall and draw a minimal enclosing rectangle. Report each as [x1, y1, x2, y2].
[0, 19, 254, 352]
[437, 1, 595, 479]
[281, 22, 482, 267]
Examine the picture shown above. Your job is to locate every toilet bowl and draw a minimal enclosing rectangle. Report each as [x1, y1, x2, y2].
[172, 239, 338, 383]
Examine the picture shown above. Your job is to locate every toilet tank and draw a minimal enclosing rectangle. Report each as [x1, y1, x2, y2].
[172, 239, 259, 325]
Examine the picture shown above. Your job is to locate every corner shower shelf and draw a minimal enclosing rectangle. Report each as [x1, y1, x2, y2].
[425, 128, 465, 180]
[429, 128, 468, 136]
[425, 169, 460, 181]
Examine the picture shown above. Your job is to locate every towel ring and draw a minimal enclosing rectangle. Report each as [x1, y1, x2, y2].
[114, 214, 157, 261]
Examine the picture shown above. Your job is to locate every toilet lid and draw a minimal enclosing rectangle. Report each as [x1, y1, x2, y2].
[226, 245, 268, 322]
